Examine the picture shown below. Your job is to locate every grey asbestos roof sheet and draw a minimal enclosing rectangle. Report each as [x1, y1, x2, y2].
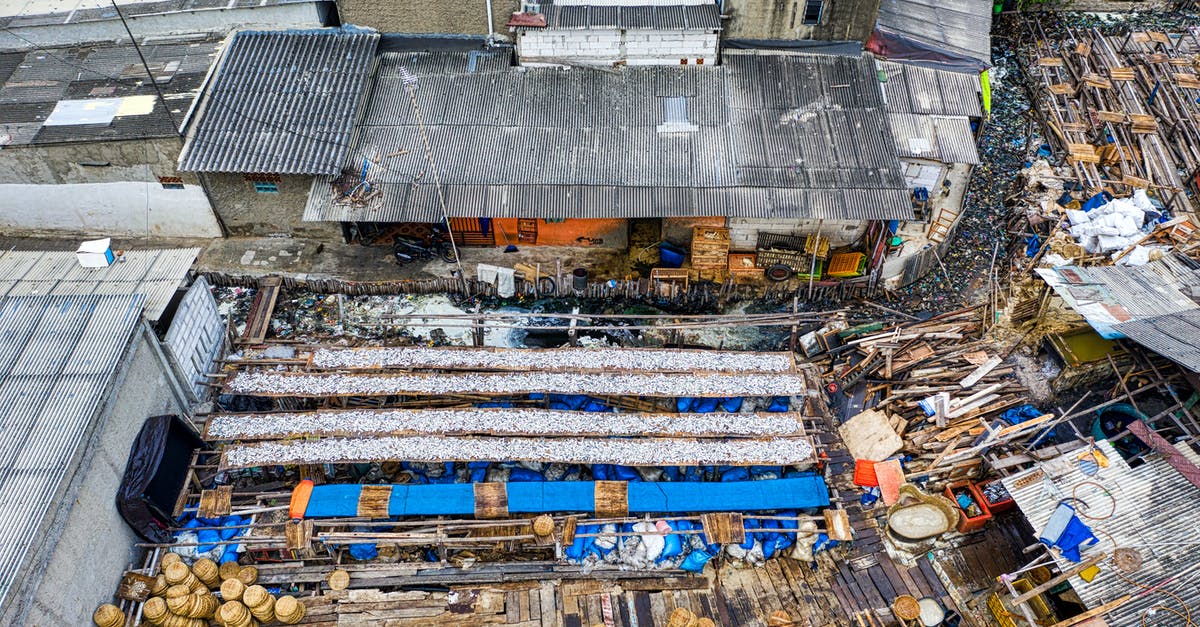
[876, 0, 992, 66]
[887, 113, 979, 164]
[1115, 310, 1200, 373]
[0, 248, 198, 321]
[177, 28, 380, 175]
[537, 2, 721, 30]
[0, 39, 220, 146]
[0, 293, 144, 612]
[304, 50, 913, 223]
[878, 60, 982, 117]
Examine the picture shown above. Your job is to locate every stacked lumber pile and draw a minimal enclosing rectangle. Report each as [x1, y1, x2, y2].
[824, 308, 1047, 484]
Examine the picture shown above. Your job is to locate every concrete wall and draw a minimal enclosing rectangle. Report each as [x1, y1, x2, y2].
[204, 173, 342, 238]
[0, 3, 329, 52]
[517, 28, 719, 67]
[7, 326, 188, 627]
[0, 138, 222, 238]
[722, 0, 881, 42]
[662, 216, 726, 246]
[338, 0, 520, 36]
[727, 217, 866, 251]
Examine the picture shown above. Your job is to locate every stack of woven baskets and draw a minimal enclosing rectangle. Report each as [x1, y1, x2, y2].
[94, 553, 305, 627]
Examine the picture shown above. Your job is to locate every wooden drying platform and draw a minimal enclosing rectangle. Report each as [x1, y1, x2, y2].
[219, 434, 819, 469]
[305, 345, 798, 374]
[204, 408, 809, 441]
[222, 370, 812, 398]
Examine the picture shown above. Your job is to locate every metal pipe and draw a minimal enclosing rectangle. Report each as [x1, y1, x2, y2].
[485, 0, 495, 44]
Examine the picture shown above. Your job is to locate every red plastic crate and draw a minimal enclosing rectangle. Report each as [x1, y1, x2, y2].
[944, 481, 992, 533]
[979, 479, 1016, 513]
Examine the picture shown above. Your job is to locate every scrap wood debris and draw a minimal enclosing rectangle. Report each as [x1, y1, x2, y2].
[205, 408, 808, 441]
[223, 370, 813, 398]
[307, 345, 797, 373]
[820, 306, 1040, 480]
[220, 434, 818, 469]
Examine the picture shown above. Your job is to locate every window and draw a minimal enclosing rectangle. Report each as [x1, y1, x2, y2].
[802, 0, 823, 25]
[158, 176, 184, 190]
[244, 173, 281, 194]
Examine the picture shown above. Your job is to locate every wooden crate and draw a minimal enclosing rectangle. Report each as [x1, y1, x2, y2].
[690, 227, 730, 269]
[728, 253, 764, 280]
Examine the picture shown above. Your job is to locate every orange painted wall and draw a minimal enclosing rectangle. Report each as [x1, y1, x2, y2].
[492, 218, 628, 248]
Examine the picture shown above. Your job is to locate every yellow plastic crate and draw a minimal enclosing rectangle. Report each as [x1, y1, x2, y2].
[826, 252, 866, 278]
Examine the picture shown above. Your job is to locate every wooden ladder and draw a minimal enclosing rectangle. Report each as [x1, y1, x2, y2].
[928, 207, 960, 244]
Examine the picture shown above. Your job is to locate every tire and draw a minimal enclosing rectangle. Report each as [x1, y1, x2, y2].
[537, 277, 556, 295]
[766, 264, 793, 282]
[438, 243, 458, 264]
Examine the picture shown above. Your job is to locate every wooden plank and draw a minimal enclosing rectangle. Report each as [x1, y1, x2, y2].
[1011, 553, 1108, 607]
[240, 276, 282, 344]
[1048, 596, 1132, 627]
[539, 580, 558, 627]
[959, 356, 1002, 388]
[632, 592, 655, 627]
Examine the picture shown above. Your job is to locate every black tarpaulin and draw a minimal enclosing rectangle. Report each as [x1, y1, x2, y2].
[116, 415, 204, 543]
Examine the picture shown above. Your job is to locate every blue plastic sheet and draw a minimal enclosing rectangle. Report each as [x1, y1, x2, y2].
[304, 477, 831, 517]
[680, 549, 713, 572]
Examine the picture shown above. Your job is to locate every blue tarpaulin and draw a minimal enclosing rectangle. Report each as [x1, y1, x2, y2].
[304, 477, 830, 518]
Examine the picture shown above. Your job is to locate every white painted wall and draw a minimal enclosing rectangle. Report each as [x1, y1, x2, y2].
[0, 182, 222, 238]
[727, 218, 867, 251]
[517, 28, 718, 67]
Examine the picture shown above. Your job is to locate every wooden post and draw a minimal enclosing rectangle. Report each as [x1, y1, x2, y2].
[568, 307, 579, 347]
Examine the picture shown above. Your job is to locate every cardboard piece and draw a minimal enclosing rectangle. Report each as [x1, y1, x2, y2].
[838, 408, 903, 461]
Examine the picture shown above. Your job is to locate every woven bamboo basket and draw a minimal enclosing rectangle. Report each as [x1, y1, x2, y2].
[893, 595, 922, 621]
[218, 600, 253, 627]
[248, 595, 275, 623]
[151, 574, 169, 596]
[192, 558, 219, 588]
[219, 560, 242, 581]
[328, 569, 350, 591]
[142, 597, 169, 624]
[92, 603, 124, 627]
[696, 619, 716, 627]
[242, 584, 270, 609]
[532, 514, 555, 537]
[236, 565, 259, 586]
[220, 577, 245, 602]
[666, 607, 697, 627]
[274, 596, 305, 624]
[159, 614, 205, 627]
[164, 584, 190, 600]
[163, 562, 192, 586]
[160, 552, 182, 569]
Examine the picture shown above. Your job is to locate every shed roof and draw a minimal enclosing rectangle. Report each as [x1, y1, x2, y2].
[177, 27, 380, 175]
[1114, 310, 1200, 373]
[875, 0, 992, 68]
[887, 113, 979, 164]
[1035, 254, 1200, 339]
[0, 248, 199, 321]
[0, 38, 220, 146]
[304, 50, 914, 223]
[1002, 439, 1200, 624]
[0, 293, 145, 611]
[878, 60, 982, 117]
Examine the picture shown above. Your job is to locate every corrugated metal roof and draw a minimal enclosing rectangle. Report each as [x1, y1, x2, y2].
[876, 0, 992, 67]
[0, 248, 198, 321]
[305, 50, 913, 222]
[1002, 440, 1200, 625]
[0, 293, 145, 613]
[878, 60, 982, 117]
[1114, 310, 1200, 373]
[0, 39, 220, 146]
[536, 2, 721, 30]
[177, 28, 380, 175]
[1036, 254, 1200, 339]
[887, 113, 979, 164]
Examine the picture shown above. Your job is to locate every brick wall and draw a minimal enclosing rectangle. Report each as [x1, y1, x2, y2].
[337, 0, 520, 36]
[722, 0, 881, 42]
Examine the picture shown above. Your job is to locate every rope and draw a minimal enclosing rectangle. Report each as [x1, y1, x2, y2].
[1072, 480, 1117, 520]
